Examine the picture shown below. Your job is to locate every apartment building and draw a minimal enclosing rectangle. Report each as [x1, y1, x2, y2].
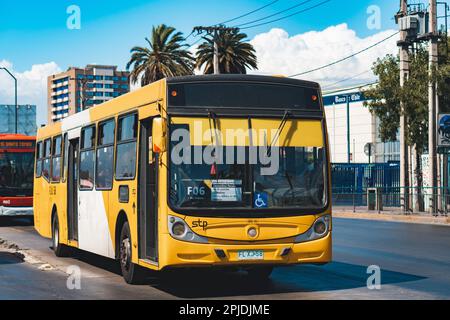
[47, 64, 130, 123]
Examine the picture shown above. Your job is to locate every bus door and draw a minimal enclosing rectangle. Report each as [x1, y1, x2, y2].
[138, 118, 158, 262]
[67, 138, 79, 241]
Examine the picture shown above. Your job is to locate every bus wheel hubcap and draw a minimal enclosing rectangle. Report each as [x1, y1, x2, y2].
[120, 238, 131, 271]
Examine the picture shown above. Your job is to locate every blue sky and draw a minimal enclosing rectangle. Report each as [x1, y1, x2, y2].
[0, 0, 399, 72]
[0, 0, 403, 125]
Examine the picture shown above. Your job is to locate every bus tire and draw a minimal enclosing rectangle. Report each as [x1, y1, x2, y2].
[247, 266, 274, 280]
[52, 215, 70, 257]
[119, 221, 146, 284]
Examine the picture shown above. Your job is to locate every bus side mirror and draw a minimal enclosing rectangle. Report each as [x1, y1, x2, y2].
[152, 117, 167, 153]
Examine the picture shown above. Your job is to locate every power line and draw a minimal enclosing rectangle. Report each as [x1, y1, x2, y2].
[184, 30, 195, 41]
[322, 70, 372, 90]
[289, 31, 399, 78]
[322, 81, 378, 95]
[187, 36, 203, 48]
[234, 0, 314, 28]
[240, 0, 332, 30]
[217, 0, 280, 25]
[185, 0, 280, 41]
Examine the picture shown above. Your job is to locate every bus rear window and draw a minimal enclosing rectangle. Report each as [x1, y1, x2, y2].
[168, 82, 320, 110]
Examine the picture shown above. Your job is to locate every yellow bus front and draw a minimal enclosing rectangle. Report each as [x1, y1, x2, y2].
[154, 77, 332, 271]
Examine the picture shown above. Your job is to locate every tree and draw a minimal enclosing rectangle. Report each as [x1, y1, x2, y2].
[126, 24, 194, 86]
[363, 36, 450, 211]
[195, 29, 258, 74]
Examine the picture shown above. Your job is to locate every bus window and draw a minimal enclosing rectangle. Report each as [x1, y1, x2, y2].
[36, 141, 43, 178]
[51, 135, 62, 182]
[0, 137, 35, 199]
[79, 125, 96, 190]
[62, 133, 68, 182]
[115, 113, 137, 180]
[42, 139, 51, 181]
[96, 119, 114, 189]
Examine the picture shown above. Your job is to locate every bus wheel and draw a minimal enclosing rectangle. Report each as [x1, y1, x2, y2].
[52, 215, 70, 257]
[119, 221, 145, 284]
[246, 266, 274, 280]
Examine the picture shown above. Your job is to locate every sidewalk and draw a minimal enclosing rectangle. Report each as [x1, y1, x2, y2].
[333, 206, 450, 226]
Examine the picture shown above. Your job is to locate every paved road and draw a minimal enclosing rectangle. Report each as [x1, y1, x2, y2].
[0, 216, 449, 299]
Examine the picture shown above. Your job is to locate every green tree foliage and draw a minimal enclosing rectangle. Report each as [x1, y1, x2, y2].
[363, 54, 401, 142]
[195, 29, 258, 74]
[364, 37, 450, 155]
[127, 24, 194, 86]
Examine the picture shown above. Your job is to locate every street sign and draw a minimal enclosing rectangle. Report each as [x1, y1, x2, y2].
[364, 142, 373, 164]
[437, 114, 450, 147]
[364, 143, 373, 156]
[322, 91, 367, 106]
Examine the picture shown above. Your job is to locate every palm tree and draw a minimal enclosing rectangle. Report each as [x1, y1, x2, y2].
[195, 29, 258, 74]
[126, 24, 194, 86]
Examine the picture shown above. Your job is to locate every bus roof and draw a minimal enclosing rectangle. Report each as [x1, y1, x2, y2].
[37, 74, 323, 139]
[166, 74, 320, 88]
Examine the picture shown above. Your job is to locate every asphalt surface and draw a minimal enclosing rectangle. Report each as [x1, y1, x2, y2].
[0, 216, 449, 300]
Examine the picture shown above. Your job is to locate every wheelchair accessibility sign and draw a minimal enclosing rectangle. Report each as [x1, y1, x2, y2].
[254, 192, 268, 208]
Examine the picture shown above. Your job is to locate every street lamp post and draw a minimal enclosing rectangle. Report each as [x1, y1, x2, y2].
[0, 67, 18, 133]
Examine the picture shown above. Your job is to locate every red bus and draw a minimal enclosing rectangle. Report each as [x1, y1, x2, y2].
[0, 134, 35, 217]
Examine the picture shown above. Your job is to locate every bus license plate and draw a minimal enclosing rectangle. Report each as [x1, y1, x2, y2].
[237, 250, 264, 260]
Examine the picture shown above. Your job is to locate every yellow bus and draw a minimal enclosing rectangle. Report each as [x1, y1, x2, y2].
[34, 75, 332, 284]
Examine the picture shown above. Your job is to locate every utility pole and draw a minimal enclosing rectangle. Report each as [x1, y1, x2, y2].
[0, 67, 18, 134]
[193, 25, 240, 75]
[428, 0, 439, 214]
[397, 0, 410, 213]
[213, 29, 220, 75]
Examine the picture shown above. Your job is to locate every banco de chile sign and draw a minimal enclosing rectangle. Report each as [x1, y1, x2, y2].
[323, 91, 367, 106]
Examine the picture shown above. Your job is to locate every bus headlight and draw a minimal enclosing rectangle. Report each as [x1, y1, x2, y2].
[168, 215, 208, 243]
[172, 221, 186, 236]
[294, 214, 331, 243]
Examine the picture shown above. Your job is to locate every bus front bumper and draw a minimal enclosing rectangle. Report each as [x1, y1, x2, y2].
[0, 206, 33, 217]
[159, 232, 332, 269]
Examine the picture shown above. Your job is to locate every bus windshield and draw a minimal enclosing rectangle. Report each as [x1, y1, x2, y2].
[0, 151, 34, 196]
[169, 145, 326, 213]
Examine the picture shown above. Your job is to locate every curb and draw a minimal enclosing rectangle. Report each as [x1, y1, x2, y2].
[333, 211, 450, 226]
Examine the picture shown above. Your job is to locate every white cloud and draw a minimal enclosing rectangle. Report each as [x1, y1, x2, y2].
[249, 23, 399, 90]
[0, 60, 61, 126]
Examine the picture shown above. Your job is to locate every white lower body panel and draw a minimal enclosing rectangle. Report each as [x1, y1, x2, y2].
[77, 190, 115, 258]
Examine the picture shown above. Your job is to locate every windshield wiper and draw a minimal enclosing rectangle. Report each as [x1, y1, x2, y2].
[267, 110, 291, 157]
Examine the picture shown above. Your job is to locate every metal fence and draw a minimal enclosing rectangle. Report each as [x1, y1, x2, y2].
[331, 162, 449, 215]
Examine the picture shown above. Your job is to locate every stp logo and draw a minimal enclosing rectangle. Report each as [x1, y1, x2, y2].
[192, 219, 208, 230]
[2, 200, 11, 205]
